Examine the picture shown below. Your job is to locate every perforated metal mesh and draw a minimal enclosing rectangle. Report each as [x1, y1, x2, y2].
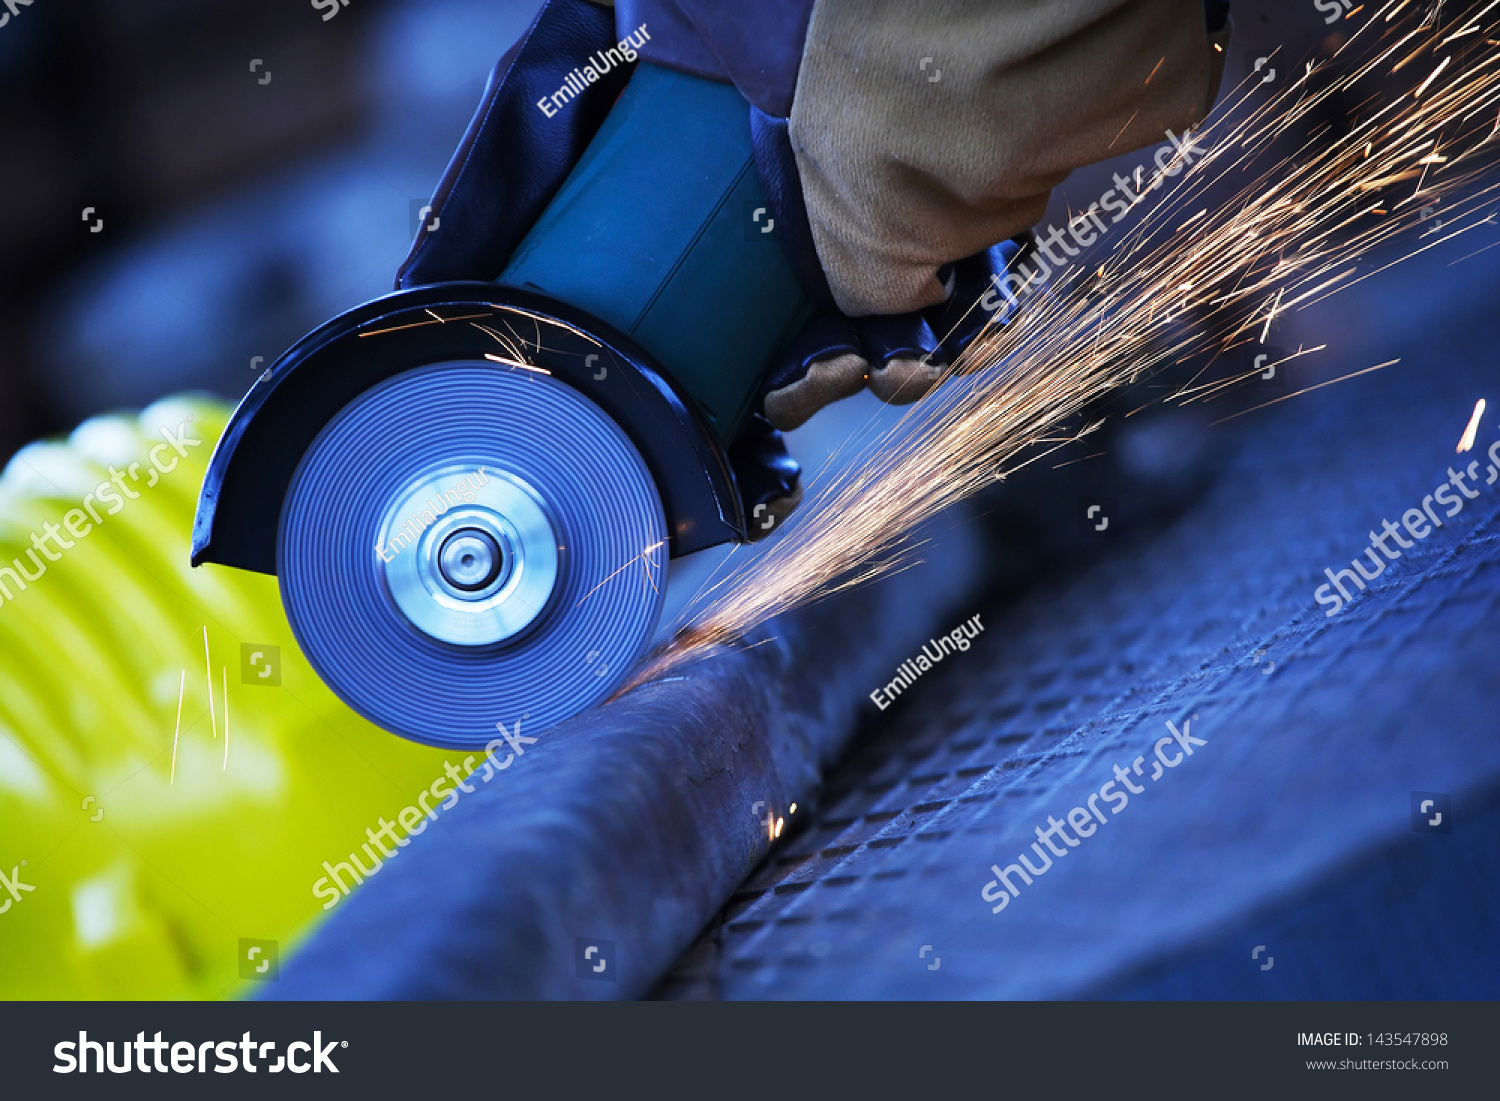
[653, 246, 1500, 1000]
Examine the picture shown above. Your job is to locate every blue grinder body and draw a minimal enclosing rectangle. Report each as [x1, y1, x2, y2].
[497, 63, 813, 443]
[190, 62, 817, 746]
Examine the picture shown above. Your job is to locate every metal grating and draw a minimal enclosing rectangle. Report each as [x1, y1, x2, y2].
[653, 244, 1500, 1000]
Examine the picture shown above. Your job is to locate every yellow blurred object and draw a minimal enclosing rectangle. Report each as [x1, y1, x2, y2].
[0, 396, 457, 999]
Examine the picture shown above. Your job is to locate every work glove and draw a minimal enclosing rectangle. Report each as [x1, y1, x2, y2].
[759, 238, 1028, 431]
[678, 0, 1231, 427]
[397, 0, 1230, 528]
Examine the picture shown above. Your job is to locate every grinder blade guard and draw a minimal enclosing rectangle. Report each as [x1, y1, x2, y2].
[192, 62, 812, 747]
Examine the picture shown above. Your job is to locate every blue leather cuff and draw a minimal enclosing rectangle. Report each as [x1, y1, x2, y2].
[397, 0, 634, 289]
[749, 106, 838, 312]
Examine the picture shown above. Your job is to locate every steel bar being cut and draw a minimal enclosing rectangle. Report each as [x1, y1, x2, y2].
[272, 512, 983, 999]
[4, 0, 1500, 1093]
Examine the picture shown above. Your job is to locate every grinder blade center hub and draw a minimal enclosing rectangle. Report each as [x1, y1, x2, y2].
[376, 466, 561, 647]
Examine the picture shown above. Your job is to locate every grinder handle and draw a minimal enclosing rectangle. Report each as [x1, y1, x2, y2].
[497, 63, 813, 442]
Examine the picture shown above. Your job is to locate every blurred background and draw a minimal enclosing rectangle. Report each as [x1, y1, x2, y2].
[0, 0, 1368, 468]
[0, 0, 551, 1001]
[0, 0, 547, 461]
[5, 0, 1497, 1001]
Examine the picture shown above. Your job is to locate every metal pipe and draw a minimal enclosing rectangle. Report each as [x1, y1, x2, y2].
[271, 509, 984, 998]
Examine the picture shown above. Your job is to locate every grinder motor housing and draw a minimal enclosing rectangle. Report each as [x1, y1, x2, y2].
[192, 62, 817, 747]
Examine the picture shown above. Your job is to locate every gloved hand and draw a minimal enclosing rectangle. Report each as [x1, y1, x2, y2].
[700, 0, 1230, 428]
[759, 238, 1028, 431]
[397, 0, 1230, 529]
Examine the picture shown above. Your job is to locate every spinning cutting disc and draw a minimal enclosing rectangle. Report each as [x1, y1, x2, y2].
[279, 361, 668, 748]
